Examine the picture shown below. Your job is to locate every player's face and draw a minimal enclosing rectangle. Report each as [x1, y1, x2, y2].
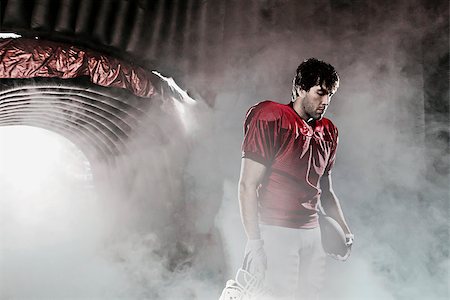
[301, 85, 336, 120]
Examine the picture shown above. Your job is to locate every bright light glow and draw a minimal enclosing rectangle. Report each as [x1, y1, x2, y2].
[0, 125, 94, 234]
[152, 71, 197, 104]
[152, 70, 199, 133]
[0, 126, 120, 297]
[172, 97, 186, 115]
[0, 125, 92, 195]
[0, 33, 22, 39]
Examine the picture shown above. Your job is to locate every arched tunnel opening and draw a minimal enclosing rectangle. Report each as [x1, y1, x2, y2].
[0, 60, 227, 299]
[0, 44, 228, 298]
[0, 24, 228, 297]
[0, 0, 449, 299]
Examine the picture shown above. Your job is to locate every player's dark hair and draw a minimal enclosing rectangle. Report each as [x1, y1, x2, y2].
[292, 58, 339, 100]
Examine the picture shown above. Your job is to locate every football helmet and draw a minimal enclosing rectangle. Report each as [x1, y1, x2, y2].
[219, 268, 268, 300]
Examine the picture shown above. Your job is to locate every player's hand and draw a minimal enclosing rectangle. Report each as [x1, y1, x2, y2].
[242, 239, 267, 280]
[345, 233, 354, 247]
[330, 233, 354, 261]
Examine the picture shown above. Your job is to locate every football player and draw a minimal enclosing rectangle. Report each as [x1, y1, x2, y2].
[233, 58, 354, 300]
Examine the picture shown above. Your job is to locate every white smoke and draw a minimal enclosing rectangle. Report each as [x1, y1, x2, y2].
[0, 1, 447, 299]
[0, 126, 131, 299]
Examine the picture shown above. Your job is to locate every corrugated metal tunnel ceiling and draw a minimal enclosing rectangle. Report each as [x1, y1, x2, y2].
[0, 0, 216, 162]
[0, 34, 161, 162]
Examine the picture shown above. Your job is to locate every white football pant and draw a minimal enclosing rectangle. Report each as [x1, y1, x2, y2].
[260, 225, 326, 300]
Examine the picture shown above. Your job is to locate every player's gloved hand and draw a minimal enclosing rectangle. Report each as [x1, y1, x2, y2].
[242, 239, 267, 280]
[330, 233, 354, 261]
[345, 233, 354, 247]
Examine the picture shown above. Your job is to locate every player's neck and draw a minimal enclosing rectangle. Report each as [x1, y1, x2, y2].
[292, 99, 311, 122]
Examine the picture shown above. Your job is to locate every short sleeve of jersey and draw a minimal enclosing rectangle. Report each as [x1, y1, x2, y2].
[241, 102, 281, 166]
[324, 126, 339, 175]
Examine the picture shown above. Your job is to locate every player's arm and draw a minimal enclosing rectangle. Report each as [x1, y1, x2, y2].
[238, 158, 267, 240]
[320, 174, 352, 236]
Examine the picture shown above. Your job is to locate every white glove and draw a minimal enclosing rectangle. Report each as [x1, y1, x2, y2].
[242, 239, 267, 280]
[345, 233, 354, 247]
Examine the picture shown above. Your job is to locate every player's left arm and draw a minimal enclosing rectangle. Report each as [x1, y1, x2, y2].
[320, 174, 354, 244]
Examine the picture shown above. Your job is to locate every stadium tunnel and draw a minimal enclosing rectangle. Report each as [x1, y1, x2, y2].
[0, 0, 229, 280]
[0, 0, 448, 294]
[0, 0, 225, 162]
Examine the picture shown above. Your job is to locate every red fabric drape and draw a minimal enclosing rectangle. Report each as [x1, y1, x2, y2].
[0, 38, 155, 98]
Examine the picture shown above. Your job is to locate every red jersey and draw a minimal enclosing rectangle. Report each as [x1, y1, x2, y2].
[241, 101, 339, 229]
